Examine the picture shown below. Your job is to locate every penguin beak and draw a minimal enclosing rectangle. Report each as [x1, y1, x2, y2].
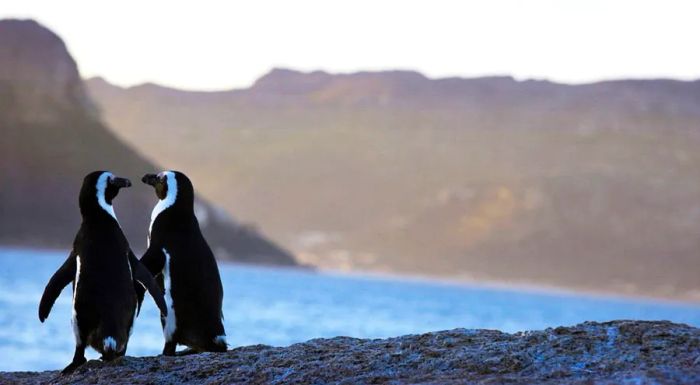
[110, 177, 132, 188]
[142, 174, 158, 186]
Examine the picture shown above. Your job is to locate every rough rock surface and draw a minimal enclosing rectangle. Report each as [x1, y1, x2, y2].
[2, 320, 699, 384]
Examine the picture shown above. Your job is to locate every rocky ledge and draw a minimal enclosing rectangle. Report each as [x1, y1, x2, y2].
[2, 321, 699, 385]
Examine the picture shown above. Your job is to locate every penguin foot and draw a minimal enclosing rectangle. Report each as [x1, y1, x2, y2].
[100, 350, 118, 361]
[162, 341, 177, 356]
[60, 357, 86, 375]
[175, 348, 199, 356]
[99, 354, 117, 361]
[207, 343, 228, 353]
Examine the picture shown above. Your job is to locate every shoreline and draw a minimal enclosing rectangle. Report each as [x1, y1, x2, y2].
[3, 245, 699, 306]
[217, 261, 700, 307]
[313, 266, 700, 306]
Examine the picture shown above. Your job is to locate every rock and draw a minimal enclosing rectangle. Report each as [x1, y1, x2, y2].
[2, 320, 699, 384]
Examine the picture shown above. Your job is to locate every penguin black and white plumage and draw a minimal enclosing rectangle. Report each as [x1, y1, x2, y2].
[140, 171, 227, 355]
[38, 171, 167, 374]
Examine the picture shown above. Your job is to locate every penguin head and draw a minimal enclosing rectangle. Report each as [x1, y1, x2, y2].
[142, 170, 194, 211]
[79, 171, 132, 220]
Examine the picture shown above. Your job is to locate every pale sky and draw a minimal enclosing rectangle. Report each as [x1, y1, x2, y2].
[2, 0, 699, 91]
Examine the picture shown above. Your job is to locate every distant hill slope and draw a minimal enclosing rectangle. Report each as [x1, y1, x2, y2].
[0, 19, 296, 266]
[88, 69, 700, 300]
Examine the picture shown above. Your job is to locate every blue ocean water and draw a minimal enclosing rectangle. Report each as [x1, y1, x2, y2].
[1, 248, 699, 372]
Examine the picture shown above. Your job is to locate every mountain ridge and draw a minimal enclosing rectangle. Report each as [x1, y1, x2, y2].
[89, 67, 700, 94]
[87, 68, 700, 128]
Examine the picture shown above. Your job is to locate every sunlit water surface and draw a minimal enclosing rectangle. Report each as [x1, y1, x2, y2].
[1, 248, 699, 371]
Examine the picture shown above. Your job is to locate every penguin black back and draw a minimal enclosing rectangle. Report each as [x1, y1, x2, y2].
[38, 171, 167, 374]
[141, 171, 227, 355]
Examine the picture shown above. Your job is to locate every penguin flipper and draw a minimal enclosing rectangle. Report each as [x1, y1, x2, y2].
[133, 280, 145, 316]
[129, 250, 168, 317]
[39, 250, 77, 322]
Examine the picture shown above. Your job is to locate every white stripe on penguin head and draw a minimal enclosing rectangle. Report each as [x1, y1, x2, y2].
[96, 172, 118, 221]
[149, 171, 178, 237]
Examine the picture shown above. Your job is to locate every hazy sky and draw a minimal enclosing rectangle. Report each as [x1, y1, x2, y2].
[3, 0, 699, 90]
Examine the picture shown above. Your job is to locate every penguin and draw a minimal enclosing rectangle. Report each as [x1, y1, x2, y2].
[139, 170, 227, 356]
[38, 171, 168, 374]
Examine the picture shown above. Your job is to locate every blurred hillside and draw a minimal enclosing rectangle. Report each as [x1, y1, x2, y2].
[0, 19, 297, 266]
[86, 68, 700, 300]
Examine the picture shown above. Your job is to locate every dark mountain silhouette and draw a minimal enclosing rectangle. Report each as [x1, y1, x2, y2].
[87, 67, 700, 299]
[0, 19, 297, 266]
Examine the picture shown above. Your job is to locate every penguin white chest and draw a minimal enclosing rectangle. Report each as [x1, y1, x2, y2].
[71, 255, 81, 345]
[162, 248, 177, 341]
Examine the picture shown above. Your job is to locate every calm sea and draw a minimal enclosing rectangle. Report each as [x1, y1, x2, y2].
[1, 247, 698, 372]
